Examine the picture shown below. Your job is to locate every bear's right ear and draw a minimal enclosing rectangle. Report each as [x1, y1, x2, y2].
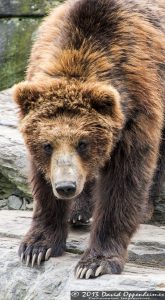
[12, 81, 41, 118]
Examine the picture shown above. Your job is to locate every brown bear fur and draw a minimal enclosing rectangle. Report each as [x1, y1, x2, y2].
[13, 0, 165, 278]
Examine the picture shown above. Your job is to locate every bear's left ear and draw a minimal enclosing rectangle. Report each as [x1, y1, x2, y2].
[87, 84, 122, 119]
[12, 81, 42, 118]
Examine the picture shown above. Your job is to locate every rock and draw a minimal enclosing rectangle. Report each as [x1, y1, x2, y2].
[0, 0, 63, 17]
[0, 172, 18, 199]
[0, 163, 31, 211]
[0, 89, 31, 197]
[0, 210, 164, 299]
[24, 201, 33, 210]
[0, 18, 41, 91]
[20, 198, 33, 211]
[7, 195, 23, 210]
[0, 90, 18, 127]
[0, 199, 8, 208]
[0, 0, 63, 91]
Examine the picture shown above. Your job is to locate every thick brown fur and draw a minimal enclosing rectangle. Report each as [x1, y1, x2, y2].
[13, 0, 165, 278]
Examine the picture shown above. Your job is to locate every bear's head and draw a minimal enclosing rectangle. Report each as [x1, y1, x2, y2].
[13, 79, 124, 199]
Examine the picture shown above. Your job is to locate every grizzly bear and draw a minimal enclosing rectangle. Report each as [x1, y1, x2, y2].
[13, 0, 165, 279]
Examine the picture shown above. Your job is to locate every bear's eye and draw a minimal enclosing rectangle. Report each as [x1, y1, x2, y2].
[43, 143, 53, 155]
[76, 140, 88, 153]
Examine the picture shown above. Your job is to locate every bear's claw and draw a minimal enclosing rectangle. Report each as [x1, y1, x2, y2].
[75, 251, 124, 279]
[45, 248, 52, 261]
[69, 213, 90, 226]
[95, 266, 103, 277]
[75, 265, 103, 279]
[69, 199, 92, 226]
[31, 253, 37, 267]
[78, 215, 82, 221]
[26, 254, 30, 267]
[37, 252, 43, 266]
[20, 247, 52, 267]
[21, 252, 24, 262]
[80, 267, 87, 279]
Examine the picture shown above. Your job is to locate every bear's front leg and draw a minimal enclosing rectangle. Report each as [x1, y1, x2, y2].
[75, 116, 162, 279]
[19, 167, 70, 266]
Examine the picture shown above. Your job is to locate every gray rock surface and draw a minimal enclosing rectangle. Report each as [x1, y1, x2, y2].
[0, 0, 62, 17]
[0, 210, 164, 300]
[0, 0, 63, 90]
[8, 195, 23, 210]
[0, 89, 30, 197]
[0, 171, 32, 210]
[0, 18, 41, 91]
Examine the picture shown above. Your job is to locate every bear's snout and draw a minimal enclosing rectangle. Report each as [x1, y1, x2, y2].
[55, 181, 77, 198]
[50, 150, 87, 200]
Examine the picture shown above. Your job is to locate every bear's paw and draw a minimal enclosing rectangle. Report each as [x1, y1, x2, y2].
[75, 249, 124, 279]
[18, 230, 66, 267]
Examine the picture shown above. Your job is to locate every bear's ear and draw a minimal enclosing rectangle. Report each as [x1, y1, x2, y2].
[12, 81, 42, 118]
[88, 84, 122, 118]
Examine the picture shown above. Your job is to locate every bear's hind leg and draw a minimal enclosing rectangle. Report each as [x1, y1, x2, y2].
[69, 181, 94, 226]
[19, 164, 70, 266]
[149, 128, 165, 219]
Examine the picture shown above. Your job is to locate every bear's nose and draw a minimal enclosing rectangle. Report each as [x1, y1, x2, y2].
[55, 181, 77, 197]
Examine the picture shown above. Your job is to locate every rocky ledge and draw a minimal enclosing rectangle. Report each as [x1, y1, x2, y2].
[0, 89, 32, 210]
[0, 210, 164, 300]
